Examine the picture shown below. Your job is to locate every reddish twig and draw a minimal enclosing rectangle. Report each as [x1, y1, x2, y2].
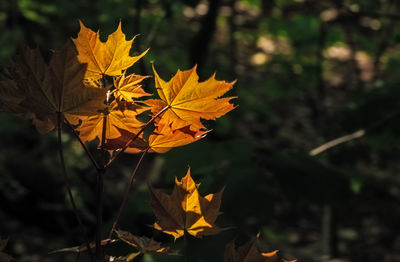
[65, 119, 101, 172]
[57, 113, 94, 261]
[94, 76, 109, 261]
[108, 147, 150, 239]
[105, 105, 169, 168]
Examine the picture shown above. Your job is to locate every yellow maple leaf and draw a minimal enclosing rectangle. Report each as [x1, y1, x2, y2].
[149, 168, 223, 239]
[77, 101, 145, 144]
[72, 20, 148, 79]
[112, 73, 151, 104]
[145, 65, 236, 131]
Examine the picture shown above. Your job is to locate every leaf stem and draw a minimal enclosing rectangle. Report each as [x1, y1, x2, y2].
[183, 231, 188, 262]
[105, 105, 169, 168]
[95, 168, 105, 261]
[57, 113, 94, 261]
[95, 75, 109, 261]
[108, 147, 150, 239]
[65, 119, 101, 172]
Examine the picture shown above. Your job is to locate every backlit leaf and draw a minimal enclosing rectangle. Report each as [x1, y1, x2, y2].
[149, 168, 223, 239]
[77, 101, 145, 144]
[72, 21, 148, 79]
[146, 65, 236, 131]
[113, 73, 151, 104]
[105, 123, 208, 154]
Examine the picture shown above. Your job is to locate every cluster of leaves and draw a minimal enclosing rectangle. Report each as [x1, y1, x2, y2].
[0, 20, 295, 262]
[0, 20, 235, 154]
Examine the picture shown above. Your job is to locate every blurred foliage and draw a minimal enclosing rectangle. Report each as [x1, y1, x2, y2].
[2, 0, 400, 261]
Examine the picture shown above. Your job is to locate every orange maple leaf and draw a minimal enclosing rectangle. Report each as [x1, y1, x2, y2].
[112, 73, 151, 104]
[105, 123, 208, 154]
[77, 101, 145, 144]
[224, 234, 296, 262]
[145, 65, 236, 131]
[0, 43, 106, 133]
[72, 21, 148, 79]
[149, 168, 223, 239]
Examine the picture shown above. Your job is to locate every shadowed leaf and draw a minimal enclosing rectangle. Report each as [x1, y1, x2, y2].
[116, 230, 179, 260]
[0, 43, 106, 133]
[224, 234, 296, 262]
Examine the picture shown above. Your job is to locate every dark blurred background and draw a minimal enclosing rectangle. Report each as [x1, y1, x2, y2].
[1, 0, 400, 261]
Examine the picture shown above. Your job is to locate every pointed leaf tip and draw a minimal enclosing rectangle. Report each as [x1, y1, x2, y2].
[72, 21, 148, 79]
[147, 65, 236, 131]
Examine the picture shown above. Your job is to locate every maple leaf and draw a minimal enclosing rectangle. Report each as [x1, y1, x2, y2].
[149, 168, 223, 239]
[224, 234, 296, 262]
[47, 43, 108, 116]
[72, 20, 148, 79]
[116, 230, 179, 261]
[77, 101, 145, 144]
[145, 65, 236, 131]
[0, 47, 56, 133]
[113, 73, 151, 104]
[0, 43, 106, 133]
[0, 238, 11, 262]
[0, 79, 25, 114]
[105, 123, 208, 154]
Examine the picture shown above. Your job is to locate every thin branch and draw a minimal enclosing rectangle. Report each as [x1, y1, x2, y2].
[108, 147, 150, 239]
[65, 119, 100, 172]
[57, 113, 94, 261]
[95, 168, 105, 261]
[75, 252, 80, 262]
[183, 230, 188, 262]
[310, 107, 400, 156]
[310, 129, 365, 156]
[105, 105, 169, 168]
[95, 75, 108, 261]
